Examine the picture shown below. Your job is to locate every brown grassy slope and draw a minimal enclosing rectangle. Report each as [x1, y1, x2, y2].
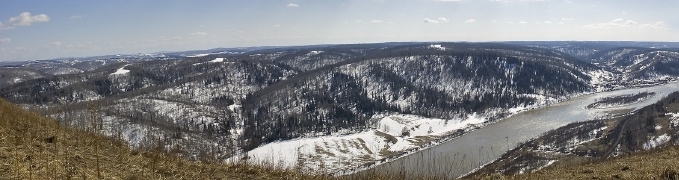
[0, 98, 314, 180]
[471, 146, 679, 180]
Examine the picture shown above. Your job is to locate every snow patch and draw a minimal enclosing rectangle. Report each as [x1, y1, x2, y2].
[667, 112, 679, 127]
[308, 51, 323, 56]
[111, 65, 130, 75]
[186, 54, 210, 57]
[209, 58, 224, 63]
[430, 44, 446, 50]
[643, 134, 671, 150]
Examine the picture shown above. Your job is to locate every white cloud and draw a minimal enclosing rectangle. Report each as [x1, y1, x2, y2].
[0, 38, 10, 43]
[50, 41, 62, 47]
[356, 20, 363, 23]
[508, 21, 515, 24]
[639, 21, 668, 30]
[438, 17, 449, 22]
[273, 24, 281, 28]
[423, 18, 439, 23]
[70, 15, 82, 19]
[8, 12, 50, 26]
[434, 0, 461, 1]
[544, 21, 552, 24]
[491, 20, 497, 23]
[287, 3, 299, 7]
[372, 20, 383, 23]
[582, 18, 640, 29]
[561, 18, 574, 21]
[519, 21, 528, 24]
[465, 19, 476, 23]
[190, 31, 208, 36]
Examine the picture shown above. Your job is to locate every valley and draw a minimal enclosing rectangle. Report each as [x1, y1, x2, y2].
[2, 41, 679, 178]
[469, 88, 679, 179]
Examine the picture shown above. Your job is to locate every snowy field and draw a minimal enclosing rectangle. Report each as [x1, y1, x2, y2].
[111, 64, 130, 75]
[235, 113, 499, 174]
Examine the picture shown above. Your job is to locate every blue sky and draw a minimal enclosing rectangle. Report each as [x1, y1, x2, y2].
[0, 0, 677, 61]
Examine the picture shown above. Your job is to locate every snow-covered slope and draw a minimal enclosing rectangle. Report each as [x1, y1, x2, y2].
[240, 113, 491, 174]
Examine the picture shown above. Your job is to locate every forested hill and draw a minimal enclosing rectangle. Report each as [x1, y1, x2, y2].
[0, 42, 675, 161]
[239, 43, 598, 150]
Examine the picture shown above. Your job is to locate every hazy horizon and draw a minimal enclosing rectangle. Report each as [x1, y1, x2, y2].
[1, 0, 678, 61]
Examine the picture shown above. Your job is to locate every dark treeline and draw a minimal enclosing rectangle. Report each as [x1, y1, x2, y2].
[586, 91, 656, 109]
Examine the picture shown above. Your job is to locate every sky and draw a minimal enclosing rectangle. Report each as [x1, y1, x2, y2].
[0, 0, 677, 61]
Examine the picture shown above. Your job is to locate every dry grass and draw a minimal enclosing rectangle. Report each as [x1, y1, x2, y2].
[469, 146, 679, 180]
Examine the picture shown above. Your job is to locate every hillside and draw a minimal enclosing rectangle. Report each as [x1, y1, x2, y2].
[0, 97, 310, 179]
[589, 47, 679, 82]
[474, 146, 679, 180]
[470, 90, 679, 179]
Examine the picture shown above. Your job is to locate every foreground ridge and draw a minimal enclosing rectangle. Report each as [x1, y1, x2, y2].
[0, 98, 314, 179]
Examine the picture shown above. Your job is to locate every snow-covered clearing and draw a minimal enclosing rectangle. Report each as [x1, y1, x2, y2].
[430, 44, 446, 50]
[241, 130, 387, 173]
[308, 51, 323, 56]
[111, 65, 130, 75]
[377, 113, 486, 152]
[209, 58, 224, 63]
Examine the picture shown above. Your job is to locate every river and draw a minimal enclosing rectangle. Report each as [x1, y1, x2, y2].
[364, 82, 679, 179]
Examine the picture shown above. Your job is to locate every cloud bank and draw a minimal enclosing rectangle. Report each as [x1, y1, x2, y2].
[9, 12, 50, 26]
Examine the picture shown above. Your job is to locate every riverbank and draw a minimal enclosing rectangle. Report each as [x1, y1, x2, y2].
[235, 92, 573, 175]
[361, 81, 679, 179]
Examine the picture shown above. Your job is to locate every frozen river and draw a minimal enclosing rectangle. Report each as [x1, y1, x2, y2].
[365, 82, 679, 178]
